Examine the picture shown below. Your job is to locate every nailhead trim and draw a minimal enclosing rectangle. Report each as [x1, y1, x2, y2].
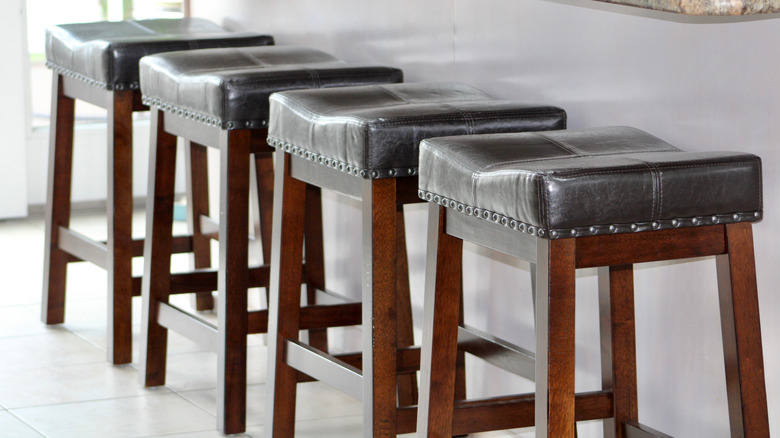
[141, 95, 271, 130]
[46, 62, 142, 91]
[267, 136, 417, 180]
[417, 189, 761, 239]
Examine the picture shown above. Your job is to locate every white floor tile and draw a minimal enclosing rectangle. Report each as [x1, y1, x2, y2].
[0, 329, 107, 371]
[12, 392, 215, 438]
[0, 361, 163, 409]
[0, 411, 44, 437]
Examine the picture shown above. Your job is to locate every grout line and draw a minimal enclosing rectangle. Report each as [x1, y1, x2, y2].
[3, 409, 49, 437]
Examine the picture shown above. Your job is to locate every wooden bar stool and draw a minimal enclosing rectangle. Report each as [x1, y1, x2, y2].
[416, 126, 769, 437]
[264, 82, 566, 437]
[138, 46, 403, 434]
[41, 18, 273, 365]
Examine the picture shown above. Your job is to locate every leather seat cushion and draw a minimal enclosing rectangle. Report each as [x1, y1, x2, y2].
[140, 46, 404, 130]
[45, 18, 274, 90]
[267, 83, 566, 179]
[418, 126, 762, 238]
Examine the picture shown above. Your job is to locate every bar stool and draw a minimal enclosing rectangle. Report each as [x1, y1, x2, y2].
[416, 126, 769, 437]
[264, 82, 567, 437]
[41, 18, 273, 365]
[138, 45, 403, 434]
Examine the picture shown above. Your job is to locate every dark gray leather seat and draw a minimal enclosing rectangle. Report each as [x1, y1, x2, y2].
[45, 18, 274, 91]
[140, 46, 404, 130]
[267, 82, 567, 179]
[418, 126, 762, 238]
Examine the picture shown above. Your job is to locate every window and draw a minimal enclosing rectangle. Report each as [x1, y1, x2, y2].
[27, 0, 185, 127]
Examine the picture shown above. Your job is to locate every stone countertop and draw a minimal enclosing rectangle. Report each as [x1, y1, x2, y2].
[593, 0, 780, 15]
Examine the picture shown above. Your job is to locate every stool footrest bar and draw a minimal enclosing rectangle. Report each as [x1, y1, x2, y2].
[624, 421, 674, 438]
[398, 391, 613, 435]
[58, 226, 108, 269]
[459, 324, 535, 381]
[157, 302, 218, 352]
[284, 339, 363, 400]
[248, 302, 362, 334]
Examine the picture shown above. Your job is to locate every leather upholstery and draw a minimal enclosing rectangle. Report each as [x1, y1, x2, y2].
[418, 126, 762, 238]
[140, 46, 404, 130]
[45, 18, 274, 90]
[268, 83, 566, 179]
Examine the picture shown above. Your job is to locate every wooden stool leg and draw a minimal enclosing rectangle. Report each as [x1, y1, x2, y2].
[716, 222, 769, 437]
[185, 140, 215, 311]
[42, 74, 74, 326]
[266, 151, 306, 437]
[216, 130, 251, 434]
[418, 204, 463, 437]
[139, 109, 177, 386]
[362, 178, 398, 438]
[106, 89, 134, 365]
[395, 204, 418, 407]
[598, 265, 638, 438]
[535, 238, 576, 438]
[304, 184, 328, 351]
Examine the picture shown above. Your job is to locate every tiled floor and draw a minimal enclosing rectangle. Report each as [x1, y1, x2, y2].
[0, 209, 533, 437]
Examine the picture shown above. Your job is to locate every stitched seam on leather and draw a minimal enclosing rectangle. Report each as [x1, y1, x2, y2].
[271, 94, 370, 124]
[538, 175, 549, 229]
[375, 85, 411, 104]
[127, 20, 158, 35]
[534, 132, 580, 155]
[217, 71, 396, 85]
[548, 160, 758, 177]
[370, 111, 563, 127]
[304, 68, 322, 88]
[644, 160, 661, 220]
[439, 103, 476, 134]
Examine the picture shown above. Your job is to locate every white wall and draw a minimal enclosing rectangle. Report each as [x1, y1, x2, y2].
[193, 1, 780, 436]
[0, 0, 29, 218]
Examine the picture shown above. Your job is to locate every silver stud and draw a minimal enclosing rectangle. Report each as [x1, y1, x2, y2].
[537, 229, 545, 237]
[571, 229, 577, 236]
[754, 212, 761, 218]
[631, 224, 638, 231]
[359, 170, 367, 178]
[261, 120, 268, 127]
[652, 222, 660, 230]
[450, 200, 458, 209]
[589, 226, 597, 233]
[711, 216, 718, 223]
[550, 230, 558, 238]
[440, 197, 449, 206]
[501, 217, 508, 226]
[473, 208, 481, 217]
[407, 168, 415, 175]
[528, 226, 536, 235]
[388, 169, 395, 176]
[483, 211, 490, 219]
[433, 195, 441, 203]
[692, 217, 699, 225]
[733, 213, 740, 220]
[609, 225, 617, 233]
[371, 171, 378, 178]
[518, 223, 526, 232]
[245, 121, 251, 127]
[672, 219, 679, 227]
[457, 204, 465, 212]
[465, 206, 473, 215]
[492, 213, 500, 222]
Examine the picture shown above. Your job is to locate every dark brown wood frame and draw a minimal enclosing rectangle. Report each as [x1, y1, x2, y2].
[138, 107, 314, 434]
[265, 152, 427, 437]
[41, 74, 210, 365]
[417, 204, 769, 438]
